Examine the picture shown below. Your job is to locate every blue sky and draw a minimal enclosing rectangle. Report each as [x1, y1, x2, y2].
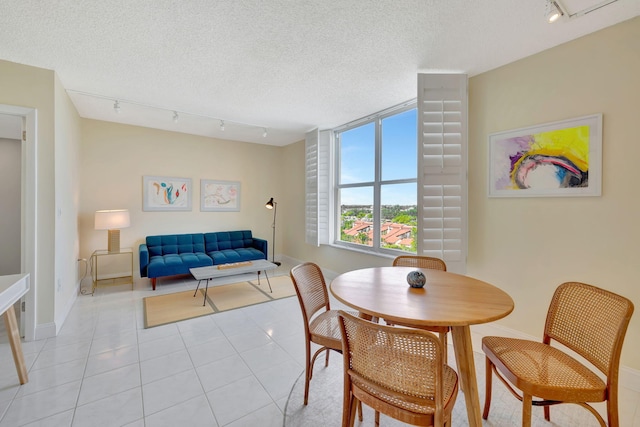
[340, 108, 417, 205]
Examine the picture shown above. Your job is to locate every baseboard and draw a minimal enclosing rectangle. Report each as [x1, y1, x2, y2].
[34, 322, 57, 340]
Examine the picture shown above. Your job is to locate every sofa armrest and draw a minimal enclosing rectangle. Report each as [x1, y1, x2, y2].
[139, 244, 149, 277]
[251, 238, 268, 259]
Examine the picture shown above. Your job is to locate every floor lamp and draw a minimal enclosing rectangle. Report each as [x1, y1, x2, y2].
[265, 198, 281, 266]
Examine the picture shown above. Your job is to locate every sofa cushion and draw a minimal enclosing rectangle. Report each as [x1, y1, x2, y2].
[147, 234, 206, 256]
[208, 247, 267, 265]
[147, 252, 212, 279]
[205, 230, 253, 253]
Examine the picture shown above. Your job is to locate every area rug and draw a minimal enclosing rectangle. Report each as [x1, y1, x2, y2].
[143, 275, 296, 328]
[283, 350, 600, 426]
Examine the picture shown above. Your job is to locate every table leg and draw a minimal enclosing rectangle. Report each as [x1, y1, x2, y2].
[203, 278, 210, 306]
[263, 270, 273, 293]
[194, 279, 203, 297]
[451, 325, 481, 427]
[3, 305, 28, 384]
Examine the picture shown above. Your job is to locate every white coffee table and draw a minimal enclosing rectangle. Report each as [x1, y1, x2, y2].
[190, 259, 278, 306]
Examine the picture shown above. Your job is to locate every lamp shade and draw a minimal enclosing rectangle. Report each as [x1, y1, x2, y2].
[95, 209, 130, 230]
[265, 198, 275, 209]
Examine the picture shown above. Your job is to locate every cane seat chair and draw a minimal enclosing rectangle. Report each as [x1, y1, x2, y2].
[391, 256, 450, 361]
[482, 281, 634, 427]
[338, 310, 459, 427]
[290, 262, 363, 417]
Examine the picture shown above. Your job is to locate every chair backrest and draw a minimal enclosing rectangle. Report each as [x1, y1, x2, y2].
[338, 310, 448, 423]
[290, 262, 331, 325]
[544, 281, 634, 376]
[393, 255, 446, 271]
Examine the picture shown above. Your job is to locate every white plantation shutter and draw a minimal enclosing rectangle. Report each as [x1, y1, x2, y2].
[418, 74, 468, 273]
[305, 129, 319, 245]
[305, 129, 331, 246]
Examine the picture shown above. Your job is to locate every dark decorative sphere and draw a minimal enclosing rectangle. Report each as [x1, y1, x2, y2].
[407, 270, 426, 288]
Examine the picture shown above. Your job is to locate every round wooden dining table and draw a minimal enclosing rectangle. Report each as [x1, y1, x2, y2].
[330, 266, 514, 427]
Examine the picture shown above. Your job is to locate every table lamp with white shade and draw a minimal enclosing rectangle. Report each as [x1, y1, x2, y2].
[94, 209, 130, 252]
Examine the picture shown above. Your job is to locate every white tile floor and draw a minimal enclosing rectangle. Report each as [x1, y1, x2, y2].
[0, 263, 637, 426]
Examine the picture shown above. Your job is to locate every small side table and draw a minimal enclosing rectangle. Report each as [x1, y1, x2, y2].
[91, 248, 134, 295]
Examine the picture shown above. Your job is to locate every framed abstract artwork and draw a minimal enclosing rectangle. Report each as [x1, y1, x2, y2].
[201, 180, 241, 212]
[143, 176, 192, 211]
[488, 114, 602, 197]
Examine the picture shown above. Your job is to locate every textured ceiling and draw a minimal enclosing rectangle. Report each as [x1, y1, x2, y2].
[0, 0, 638, 145]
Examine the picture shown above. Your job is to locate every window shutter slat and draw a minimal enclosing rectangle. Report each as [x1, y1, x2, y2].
[417, 74, 468, 273]
[305, 129, 331, 246]
[305, 129, 319, 245]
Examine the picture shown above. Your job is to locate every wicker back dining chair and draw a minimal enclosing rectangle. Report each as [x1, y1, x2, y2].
[392, 255, 447, 271]
[482, 281, 634, 427]
[391, 255, 450, 361]
[338, 310, 459, 427]
[290, 261, 363, 424]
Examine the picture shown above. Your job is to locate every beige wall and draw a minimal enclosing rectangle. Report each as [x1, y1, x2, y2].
[0, 60, 57, 332]
[54, 74, 83, 329]
[0, 137, 21, 275]
[468, 17, 639, 369]
[78, 119, 284, 274]
[283, 18, 640, 370]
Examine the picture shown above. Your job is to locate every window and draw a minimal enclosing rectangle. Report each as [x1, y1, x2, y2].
[305, 73, 467, 272]
[335, 103, 418, 254]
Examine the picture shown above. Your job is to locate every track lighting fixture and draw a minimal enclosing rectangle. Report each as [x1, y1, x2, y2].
[67, 90, 271, 139]
[545, 0, 563, 23]
[545, 0, 619, 23]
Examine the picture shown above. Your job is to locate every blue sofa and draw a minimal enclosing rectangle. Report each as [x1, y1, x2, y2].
[139, 230, 268, 290]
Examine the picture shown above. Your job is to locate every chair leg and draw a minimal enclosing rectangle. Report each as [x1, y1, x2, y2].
[482, 357, 493, 419]
[375, 410, 380, 427]
[607, 391, 620, 427]
[325, 346, 330, 367]
[342, 387, 352, 427]
[303, 341, 311, 405]
[440, 330, 448, 362]
[348, 397, 358, 427]
[522, 394, 532, 427]
[544, 405, 550, 421]
[357, 401, 363, 422]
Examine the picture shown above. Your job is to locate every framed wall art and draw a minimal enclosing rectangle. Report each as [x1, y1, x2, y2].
[488, 114, 602, 198]
[143, 176, 192, 211]
[201, 180, 241, 212]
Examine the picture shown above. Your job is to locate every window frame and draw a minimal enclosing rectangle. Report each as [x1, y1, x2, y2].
[333, 100, 418, 256]
[305, 74, 467, 272]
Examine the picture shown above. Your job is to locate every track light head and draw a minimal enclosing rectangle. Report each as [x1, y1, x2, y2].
[220, 120, 225, 131]
[172, 111, 179, 123]
[546, 0, 563, 23]
[113, 100, 121, 113]
[263, 128, 268, 138]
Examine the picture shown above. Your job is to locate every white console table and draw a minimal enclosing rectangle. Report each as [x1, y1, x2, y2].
[0, 273, 29, 384]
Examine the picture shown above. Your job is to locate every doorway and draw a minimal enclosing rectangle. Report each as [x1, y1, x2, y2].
[0, 106, 37, 341]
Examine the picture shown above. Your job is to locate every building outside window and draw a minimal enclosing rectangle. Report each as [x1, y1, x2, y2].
[335, 103, 417, 254]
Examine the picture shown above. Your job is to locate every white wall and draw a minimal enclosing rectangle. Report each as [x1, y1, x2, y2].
[0, 136, 21, 275]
